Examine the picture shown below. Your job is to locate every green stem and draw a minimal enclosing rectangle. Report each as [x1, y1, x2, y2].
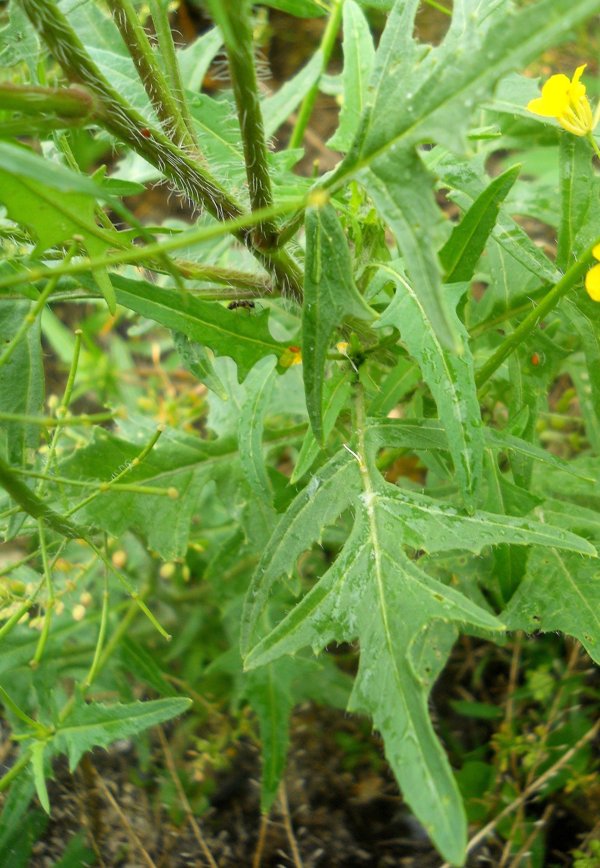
[0, 686, 49, 736]
[19, 0, 303, 298]
[38, 328, 82, 492]
[288, 0, 344, 150]
[105, 0, 194, 150]
[174, 261, 273, 292]
[475, 241, 599, 388]
[88, 543, 170, 641]
[468, 289, 548, 339]
[84, 568, 110, 689]
[64, 426, 164, 518]
[0, 455, 168, 638]
[0, 543, 68, 642]
[31, 520, 54, 667]
[0, 82, 96, 117]
[0, 751, 32, 793]
[0, 198, 304, 295]
[207, 0, 276, 248]
[96, 587, 147, 673]
[16, 469, 178, 497]
[147, 0, 199, 150]
[0, 454, 87, 539]
[587, 132, 600, 160]
[423, 0, 452, 14]
[0, 411, 117, 426]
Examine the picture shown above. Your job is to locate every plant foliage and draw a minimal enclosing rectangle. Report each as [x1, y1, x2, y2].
[0, 0, 599, 864]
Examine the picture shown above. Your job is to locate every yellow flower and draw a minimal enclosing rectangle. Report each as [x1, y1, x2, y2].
[527, 65, 597, 137]
[585, 244, 600, 301]
[279, 345, 302, 367]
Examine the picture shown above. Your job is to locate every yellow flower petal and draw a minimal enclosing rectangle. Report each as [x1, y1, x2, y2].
[539, 73, 571, 115]
[570, 64, 587, 101]
[585, 264, 600, 301]
[592, 243, 600, 261]
[527, 96, 557, 117]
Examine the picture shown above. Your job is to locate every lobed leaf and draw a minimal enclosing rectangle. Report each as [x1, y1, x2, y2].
[54, 698, 192, 771]
[240, 448, 361, 653]
[245, 495, 505, 864]
[327, 0, 375, 153]
[378, 488, 596, 557]
[503, 548, 600, 664]
[114, 275, 290, 380]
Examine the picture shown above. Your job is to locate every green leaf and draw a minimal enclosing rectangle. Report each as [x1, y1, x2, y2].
[238, 358, 277, 504]
[562, 298, 600, 453]
[0, 3, 39, 71]
[178, 27, 223, 93]
[0, 142, 113, 198]
[0, 301, 44, 464]
[368, 357, 420, 416]
[359, 150, 459, 353]
[556, 136, 598, 270]
[432, 150, 561, 284]
[303, 202, 373, 441]
[241, 449, 361, 653]
[439, 164, 520, 283]
[367, 418, 597, 484]
[54, 698, 192, 771]
[114, 276, 289, 380]
[503, 548, 600, 664]
[378, 487, 595, 557]
[0, 169, 120, 312]
[245, 492, 504, 865]
[29, 741, 50, 815]
[375, 263, 483, 509]
[327, 0, 375, 152]
[243, 414, 595, 861]
[257, 0, 327, 16]
[360, 0, 600, 159]
[348, 0, 598, 352]
[51, 832, 96, 868]
[59, 423, 224, 559]
[245, 661, 294, 812]
[119, 638, 178, 698]
[0, 772, 45, 868]
[291, 369, 351, 482]
[173, 331, 228, 399]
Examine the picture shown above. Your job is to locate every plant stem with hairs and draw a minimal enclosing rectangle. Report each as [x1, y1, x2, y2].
[18, 0, 303, 300]
[207, 0, 277, 249]
[105, 0, 195, 151]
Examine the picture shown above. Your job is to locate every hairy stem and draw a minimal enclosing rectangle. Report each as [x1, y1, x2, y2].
[207, 0, 276, 248]
[105, 0, 195, 151]
[19, 0, 303, 299]
[147, 0, 200, 150]
[0, 81, 96, 117]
